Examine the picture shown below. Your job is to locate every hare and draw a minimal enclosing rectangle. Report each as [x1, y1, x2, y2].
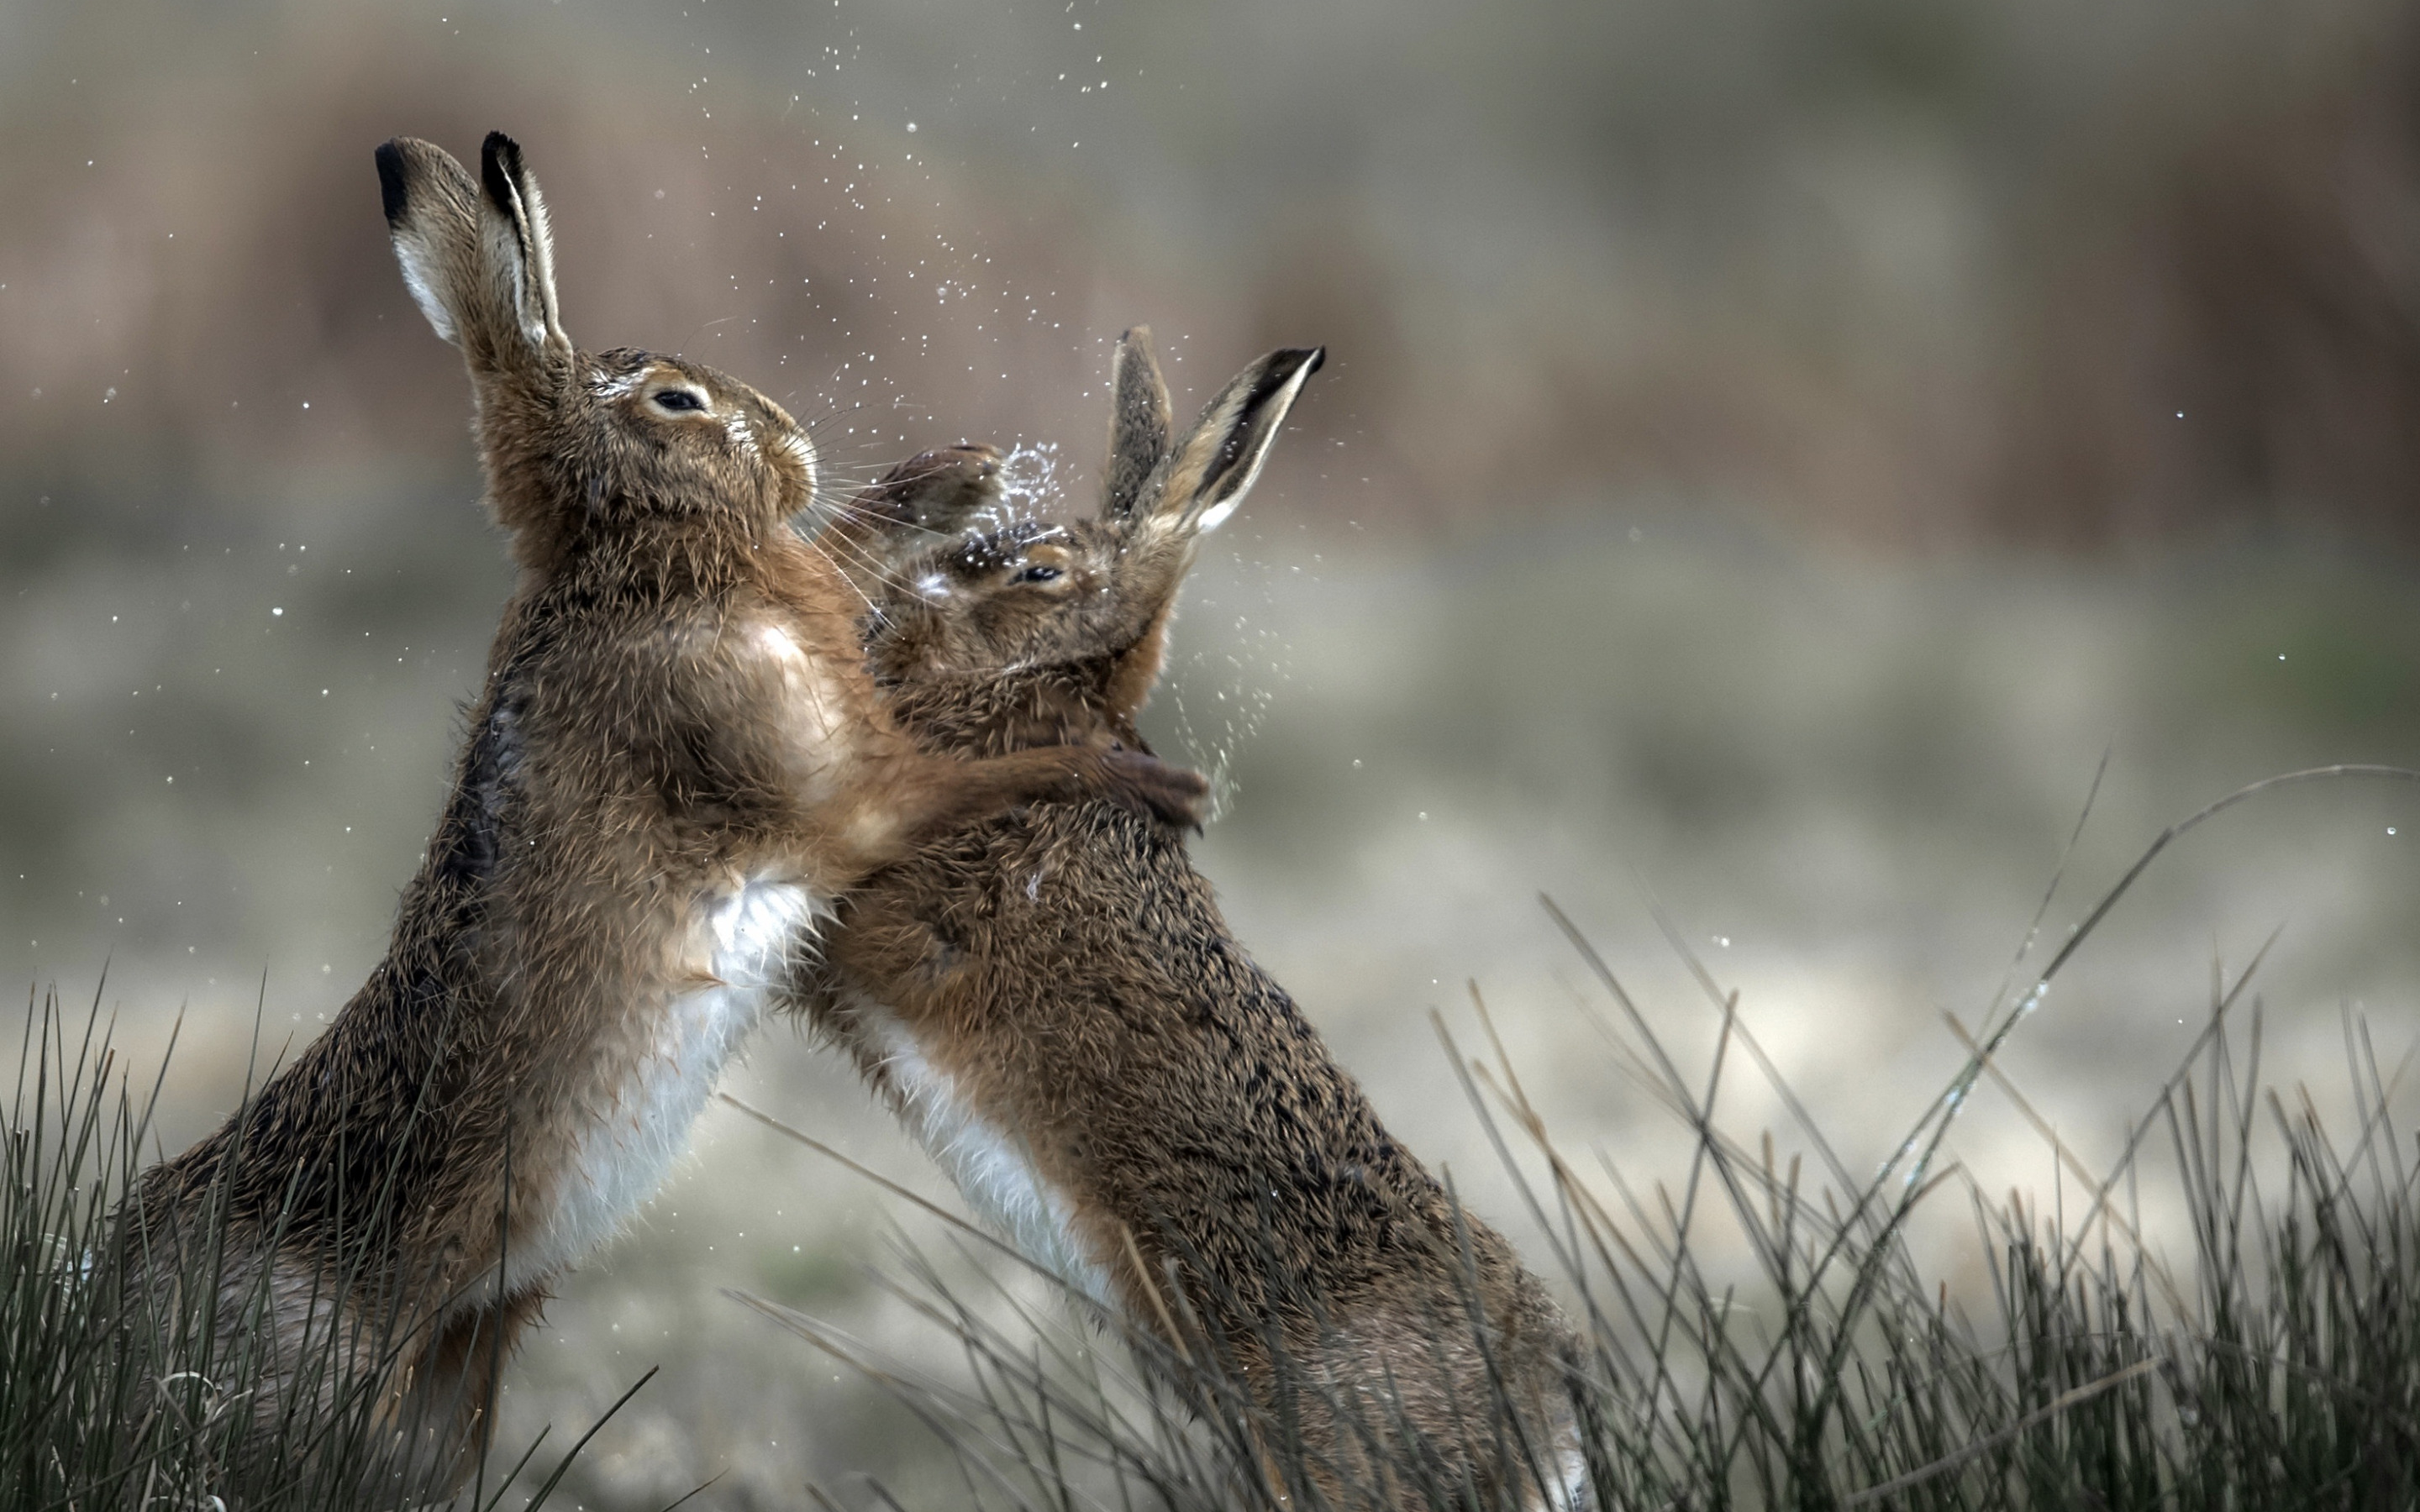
[795, 330, 1590, 1510]
[121, 134, 1205, 1492]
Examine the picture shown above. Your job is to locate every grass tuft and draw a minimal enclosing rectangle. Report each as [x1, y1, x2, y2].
[0, 986, 629, 1510]
[738, 767, 2420, 1509]
[11, 765, 2415, 1507]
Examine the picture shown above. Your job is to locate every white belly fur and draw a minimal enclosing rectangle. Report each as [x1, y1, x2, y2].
[850, 994, 1114, 1307]
[508, 878, 825, 1293]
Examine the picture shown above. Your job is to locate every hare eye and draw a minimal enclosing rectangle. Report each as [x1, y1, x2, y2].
[651, 388, 707, 413]
[1014, 564, 1062, 585]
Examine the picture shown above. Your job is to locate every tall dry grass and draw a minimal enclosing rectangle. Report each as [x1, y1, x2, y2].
[726, 769, 2420, 1509]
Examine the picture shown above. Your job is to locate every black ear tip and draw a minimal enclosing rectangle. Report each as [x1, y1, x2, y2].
[1297, 346, 1327, 377]
[480, 131, 524, 209]
[374, 140, 410, 226]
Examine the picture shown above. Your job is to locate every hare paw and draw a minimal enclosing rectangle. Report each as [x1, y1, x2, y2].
[854, 444, 1005, 535]
[1096, 747, 1210, 829]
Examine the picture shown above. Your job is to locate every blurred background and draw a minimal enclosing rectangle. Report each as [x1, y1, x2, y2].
[5, 0, 2420, 1502]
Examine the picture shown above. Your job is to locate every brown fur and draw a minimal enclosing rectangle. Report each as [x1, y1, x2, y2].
[797, 331, 1588, 1509]
[121, 136, 1205, 1492]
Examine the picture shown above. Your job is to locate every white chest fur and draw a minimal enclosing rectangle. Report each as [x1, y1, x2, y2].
[850, 995, 1114, 1306]
[508, 878, 825, 1292]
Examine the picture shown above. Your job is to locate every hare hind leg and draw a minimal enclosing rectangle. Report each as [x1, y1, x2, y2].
[371, 1286, 550, 1496]
[225, 1252, 542, 1499]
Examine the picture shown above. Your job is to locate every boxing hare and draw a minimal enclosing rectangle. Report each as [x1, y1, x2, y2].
[799, 331, 1590, 1509]
[123, 135, 1203, 1491]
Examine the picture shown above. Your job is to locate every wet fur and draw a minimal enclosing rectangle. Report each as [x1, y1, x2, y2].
[798, 332, 1588, 1509]
[122, 136, 1204, 1491]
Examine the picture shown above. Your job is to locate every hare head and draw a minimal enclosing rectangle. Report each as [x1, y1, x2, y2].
[853, 329, 1321, 751]
[376, 133, 815, 572]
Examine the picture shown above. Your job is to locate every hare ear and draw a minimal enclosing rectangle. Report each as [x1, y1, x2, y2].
[1096, 345, 1319, 723]
[376, 137, 481, 346]
[476, 132, 570, 359]
[1148, 345, 1323, 537]
[375, 133, 570, 372]
[1100, 327, 1173, 521]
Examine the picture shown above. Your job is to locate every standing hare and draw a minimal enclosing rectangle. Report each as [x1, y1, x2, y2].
[797, 331, 1590, 1509]
[123, 134, 1203, 1492]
